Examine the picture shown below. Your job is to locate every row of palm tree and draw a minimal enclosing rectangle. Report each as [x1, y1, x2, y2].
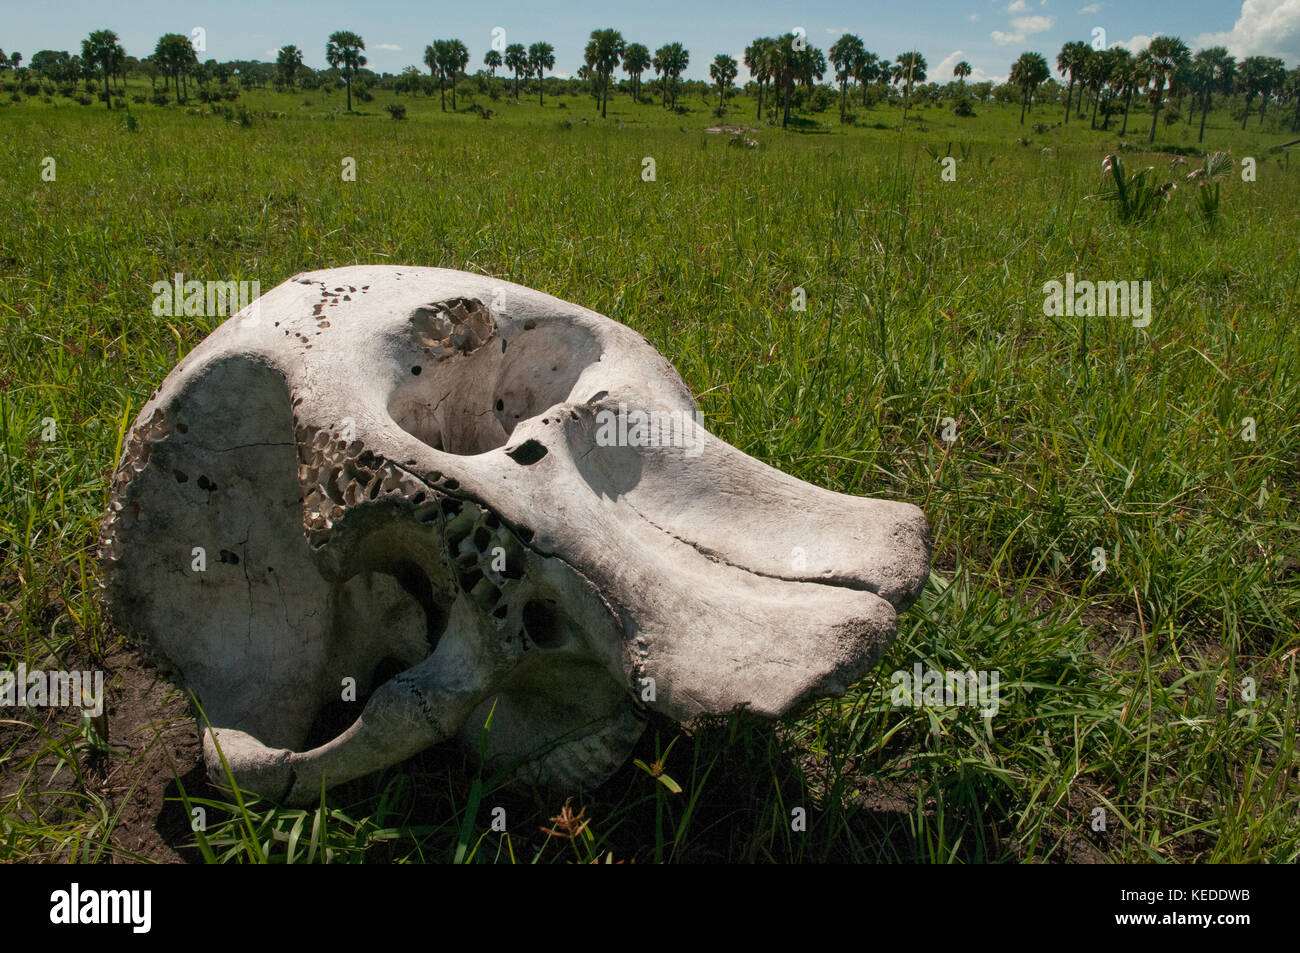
[44, 26, 1300, 136]
[484, 43, 554, 105]
[1057, 37, 1291, 143]
[423, 39, 470, 110]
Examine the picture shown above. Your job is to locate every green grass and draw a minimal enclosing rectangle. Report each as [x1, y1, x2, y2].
[1, 82, 1297, 862]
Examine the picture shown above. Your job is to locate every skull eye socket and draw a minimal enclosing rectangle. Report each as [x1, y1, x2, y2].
[388, 303, 599, 456]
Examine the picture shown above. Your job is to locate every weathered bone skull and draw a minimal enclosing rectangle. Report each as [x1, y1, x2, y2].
[100, 266, 930, 805]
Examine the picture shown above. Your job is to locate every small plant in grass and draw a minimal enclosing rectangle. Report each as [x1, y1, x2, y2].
[385, 102, 406, 120]
[1185, 150, 1233, 226]
[1095, 153, 1176, 223]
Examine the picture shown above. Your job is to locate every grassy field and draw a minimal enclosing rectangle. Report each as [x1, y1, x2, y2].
[1, 82, 1297, 863]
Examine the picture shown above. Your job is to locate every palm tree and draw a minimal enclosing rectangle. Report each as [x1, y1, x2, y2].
[585, 30, 625, 117]
[1010, 51, 1050, 124]
[504, 44, 527, 99]
[1139, 36, 1190, 142]
[1119, 51, 1149, 136]
[623, 42, 650, 102]
[1255, 57, 1287, 124]
[1056, 40, 1089, 124]
[798, 47, 827, 98]
[153, 33, 195, 103]
[855, 49, 880, 106]
[1287, 67, 1300, 132]
[326, 31, 366, 112]
[424, 42, 447, 109]
[1235, 56, 1267, 129]
[770, 35, 825, 127]
[710, 53, 738, 110]
[1081, 46, 1110, 128]
[1189, 47, 1234, 142]
[744, 37, 776, 119]
[953, 61, 972, 85]
[275, 45, 303, 89]
[484, 49, 502, 77]
[527, 42, 555, 106]
[1101, 47, 1133, 131]
[83, 30, 124, 109]
[652, 41, 687, 110]
[772, 34, 798, 126]
[829, 33, 865, 122]
[891, 50, 927, 125]
[446, 39, 469, 109]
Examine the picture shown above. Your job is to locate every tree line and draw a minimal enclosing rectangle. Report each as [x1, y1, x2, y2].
[6, 26, 1299, 136]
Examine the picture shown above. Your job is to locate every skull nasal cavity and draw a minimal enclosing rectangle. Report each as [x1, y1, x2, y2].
[506, 440, 548, 465]
[522, 600, 566, 648]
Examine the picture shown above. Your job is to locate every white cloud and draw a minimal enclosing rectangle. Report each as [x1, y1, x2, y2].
[375, 43, 401, 51]
[1111, 33, 1154, 52]
[936, 50, 967, 78]
[264, 49, 277, 58]
[937, 49, 1005, 84]
[969, 13, 981, 21]
[1078, 2, 1100, 11]
[1014, 14, 1056, 32]
[1195, 0, 1300, 60]
[1008, 0, 1029, 12]
[991, 15, 1055, 44]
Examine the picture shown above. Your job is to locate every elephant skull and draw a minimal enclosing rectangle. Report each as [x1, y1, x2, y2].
[99, 266, 930, 805]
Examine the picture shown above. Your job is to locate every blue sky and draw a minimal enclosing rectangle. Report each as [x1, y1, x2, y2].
[5, 0, 1297, 84]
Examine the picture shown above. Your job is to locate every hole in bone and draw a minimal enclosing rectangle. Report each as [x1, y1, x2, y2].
[173, 469, 188, 483]
[521, 600, 567, 649]
[370, 655, 407, 687]
[391, 560, 448, 654]
[506, 440, 548, 466]
[308, 555, 453, 750]
[473, 527, 491, 551]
